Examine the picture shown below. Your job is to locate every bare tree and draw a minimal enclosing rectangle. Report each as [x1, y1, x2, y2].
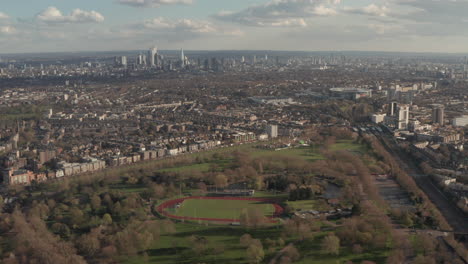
[321, 234, 340, 255]
[240, 234, 253, 248]
[246, 242, 264, 264]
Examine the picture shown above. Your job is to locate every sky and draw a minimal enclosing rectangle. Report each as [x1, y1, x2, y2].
[1, 0, 468, 53]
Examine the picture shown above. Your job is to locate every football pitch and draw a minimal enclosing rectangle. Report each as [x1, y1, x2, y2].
[157, 196, 283, 222]
[175, 198, 276, 219]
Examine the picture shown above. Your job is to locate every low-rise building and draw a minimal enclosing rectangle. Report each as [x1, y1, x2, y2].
[330, 87, 372, 100]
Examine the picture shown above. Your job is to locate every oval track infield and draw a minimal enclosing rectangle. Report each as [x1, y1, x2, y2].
[156, 196, 284, 223]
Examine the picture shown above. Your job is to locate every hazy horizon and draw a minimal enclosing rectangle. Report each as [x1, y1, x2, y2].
[3, 49, 468, 58]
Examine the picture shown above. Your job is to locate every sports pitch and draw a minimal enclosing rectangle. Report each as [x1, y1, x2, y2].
[157, 196, 283, 223]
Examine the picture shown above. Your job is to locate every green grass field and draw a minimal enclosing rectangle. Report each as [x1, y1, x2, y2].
[122, 223, 388, 264]
[251, 146, 325, 162]
[173, 198, 276, 219]
[286, 199, 331, 212]
[330, 140, 369, 155]
[160, 163, 213, 173]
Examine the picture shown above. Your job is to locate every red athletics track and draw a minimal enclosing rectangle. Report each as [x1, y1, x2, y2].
[156, 196, 284, 223]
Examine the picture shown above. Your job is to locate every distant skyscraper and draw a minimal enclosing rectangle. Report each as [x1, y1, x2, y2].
[137, 53, 146, 65]
[204, 59, 210, 70]
[120, 56, 127, 67]
[180, 49, 185, 67]
[211, 58, 219, 71]
[432, 105, 445, 125]
[389, 101, 398, 116]
[267, 125, 278, 138]
[115, 56, 127, 67]
[253, 55, 257, 64]
[148, 46, 157, 67]
[241, 56, 245, 63]
[397, 105, 410, 130]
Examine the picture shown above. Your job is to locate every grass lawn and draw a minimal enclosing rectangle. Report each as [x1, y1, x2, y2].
[122, 224, 389, 264]
[251, 146, 325, 162]
[160, 158, 232, 173]
[286, 199, 331, 212]
[160, 163, 212, 173]
[248, 140, 365, 163]
[109, 183, 147, 193]
[330, 140, 369, 155]
[173, 198, 276, 219]
[122, 223, 285, 264]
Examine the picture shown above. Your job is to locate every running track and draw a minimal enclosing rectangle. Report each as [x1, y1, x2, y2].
[156, 196, 284, 223]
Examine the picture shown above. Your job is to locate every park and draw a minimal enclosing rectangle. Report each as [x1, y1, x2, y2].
[6, 130, 460, 264]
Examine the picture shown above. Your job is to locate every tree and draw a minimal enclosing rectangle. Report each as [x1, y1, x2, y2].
[352, 244, 363, 254]
[246, 243, 264, 264]
[114, 229, 138, 256]
[152, 184, 166, 199]
[102, 213, 113, 225]
[214, 174, 228, 190]
[8, 210, 86, 264]
[240, 234, 253, 247]
[240, 208, 266, 228]
[283, 218, 311, 240]
[386, 249, 405, 264]
[101, 245, 117, 259]
[197, 182, 207, 193]
[264, 238, 276, 249]
[412, 234, 436, 256]
[76, 233, 100, 256]
[103, 193, 113, 207]
[279, 256, 292, 264]
[111, 201, 122, 217]
[400, 211, 414, 227]
[90, 195, 101, 211]
[51, 222, 71, 238]
[69, 207, 85, 228]
[187, 235, 208, 256]
[412, 255, 436, 264]
[322, 234, 340, 255]
[282, 244, 300, 262]
[277, 238, 285, 247]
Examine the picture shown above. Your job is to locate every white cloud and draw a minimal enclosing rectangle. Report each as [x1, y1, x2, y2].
[117, 0, 193, 8]
[0, 12, 9, 20]
[394, 0, 468, 23]
[345, 4, 389, 17]
[39, 31, 67, 39]
[132, 17, 244, 41]
[0, 26, 14, 34]
[142, 17, 216, 33]
[264, 18, 307, 27]
[36, 7, 104, 23]
[313, 5, 338, 16]
[214, 0, 340, 27]
[368, 23, 403, 35]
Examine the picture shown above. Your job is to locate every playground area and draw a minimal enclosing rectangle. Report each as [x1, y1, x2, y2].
[156, 196, 284, 223]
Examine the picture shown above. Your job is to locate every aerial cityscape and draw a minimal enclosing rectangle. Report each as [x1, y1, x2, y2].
[0, 1, 467, 264]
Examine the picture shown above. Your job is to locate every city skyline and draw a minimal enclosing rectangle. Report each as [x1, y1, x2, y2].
[2, 0, 468, 54]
